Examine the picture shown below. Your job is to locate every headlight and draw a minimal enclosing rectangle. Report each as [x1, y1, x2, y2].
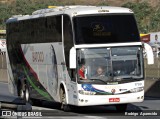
[79, 90, 96, 95]
[130, 87, 144, 93]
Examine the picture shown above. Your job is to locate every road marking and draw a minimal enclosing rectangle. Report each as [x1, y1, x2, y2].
[22, 116, 107, 119]
[85, 116, 107, 119]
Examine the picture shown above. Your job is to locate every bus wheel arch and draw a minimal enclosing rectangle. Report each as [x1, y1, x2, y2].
[59, 83, 70, 111]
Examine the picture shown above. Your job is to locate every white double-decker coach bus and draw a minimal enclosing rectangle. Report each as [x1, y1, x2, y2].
[6, 6, 153, 111]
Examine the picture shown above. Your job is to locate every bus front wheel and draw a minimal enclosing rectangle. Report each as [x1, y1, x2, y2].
[60, 88, 71, 111]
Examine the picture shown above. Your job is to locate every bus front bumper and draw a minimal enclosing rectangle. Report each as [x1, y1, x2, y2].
[76, 91, 144, 106]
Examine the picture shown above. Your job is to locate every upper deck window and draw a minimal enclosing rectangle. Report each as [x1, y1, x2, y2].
[73, 14, 140, 44]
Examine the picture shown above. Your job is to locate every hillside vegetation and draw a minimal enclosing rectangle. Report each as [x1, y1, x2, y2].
[0, 0, 160, 33]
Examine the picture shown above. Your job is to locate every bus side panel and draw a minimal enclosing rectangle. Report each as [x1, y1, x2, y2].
[6, 51, 17, 96]
[21, 42, 64, 102]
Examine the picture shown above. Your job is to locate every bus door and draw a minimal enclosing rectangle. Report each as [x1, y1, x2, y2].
[47, 43, 64, 98]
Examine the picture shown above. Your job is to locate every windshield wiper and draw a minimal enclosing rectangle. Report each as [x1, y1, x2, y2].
[113, 75, 142, 81]
[121, 76, 142, 80]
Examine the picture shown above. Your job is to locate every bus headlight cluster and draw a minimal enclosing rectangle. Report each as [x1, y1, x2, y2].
[79, 90, 96, 95]
[130, 87, 144, 93]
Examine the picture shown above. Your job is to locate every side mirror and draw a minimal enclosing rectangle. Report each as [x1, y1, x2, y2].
[144, 43, 154, 65]
[69, 47, 76, 69]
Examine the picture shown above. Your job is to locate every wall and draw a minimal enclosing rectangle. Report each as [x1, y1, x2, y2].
[0, 52, 8, 83]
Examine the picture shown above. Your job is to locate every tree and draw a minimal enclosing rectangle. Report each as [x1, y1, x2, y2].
[0, 0, 160, 33]
[122, 2, 154, 33]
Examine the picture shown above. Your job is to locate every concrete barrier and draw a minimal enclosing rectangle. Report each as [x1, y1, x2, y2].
[144, 58, 160, 98]
[144, 79, 160, 98]
[0, 69, 8, 83]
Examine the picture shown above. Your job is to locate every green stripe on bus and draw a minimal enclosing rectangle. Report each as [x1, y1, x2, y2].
[23, 66, 52, 101]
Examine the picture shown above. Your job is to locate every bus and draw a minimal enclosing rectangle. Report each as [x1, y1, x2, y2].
[6, 6, 154, 111]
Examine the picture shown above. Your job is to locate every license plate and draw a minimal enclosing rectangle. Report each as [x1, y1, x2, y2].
[109, 98, 120, 102]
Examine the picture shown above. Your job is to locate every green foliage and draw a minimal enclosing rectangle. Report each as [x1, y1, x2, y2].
[123, 2, 153, 33]
[150, 9, 160, 32]
[0, 0, 61, 28]
[0, 4, 12, 29]
[0, 1, 160, 33]
[97, 1, 108, 6]
[122, 2, 160, 33]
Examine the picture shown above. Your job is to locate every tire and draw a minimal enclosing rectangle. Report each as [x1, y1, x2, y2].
[115, 104, 127, 112]
[60, 88, 71, 112]
[18, 81, 30, 103]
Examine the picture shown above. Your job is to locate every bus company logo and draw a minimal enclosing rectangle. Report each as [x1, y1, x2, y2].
[92, 22, 104, 32]
[32, 51, 44, 62]
[111, 89, 116, 94]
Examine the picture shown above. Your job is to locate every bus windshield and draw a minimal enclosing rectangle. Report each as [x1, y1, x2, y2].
[77, 46, 143, 84]
[73, 14, 140, 44]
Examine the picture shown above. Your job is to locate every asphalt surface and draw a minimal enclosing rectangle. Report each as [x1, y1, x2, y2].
[0, 82, 160, 119]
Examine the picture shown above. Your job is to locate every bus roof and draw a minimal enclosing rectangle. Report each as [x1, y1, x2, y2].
[6, 5, 133, 23]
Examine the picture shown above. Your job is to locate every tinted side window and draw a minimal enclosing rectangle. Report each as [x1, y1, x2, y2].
[46, 15, 62, 42]
[17, 15, 62, 44]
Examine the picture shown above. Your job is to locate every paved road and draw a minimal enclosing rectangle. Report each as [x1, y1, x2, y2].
[31, 98, 160, 119]
[0, 82, 160, 119]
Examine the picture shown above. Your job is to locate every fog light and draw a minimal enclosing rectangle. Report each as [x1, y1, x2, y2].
[81, 99, 84, 102]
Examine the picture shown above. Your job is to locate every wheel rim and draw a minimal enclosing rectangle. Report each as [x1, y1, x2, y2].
[25, 88, 29, 102]
[20, 89, 24, 99]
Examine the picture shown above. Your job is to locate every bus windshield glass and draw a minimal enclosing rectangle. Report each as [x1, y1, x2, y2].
[77, 46, 143, 84]
[73, 14, 140, 44]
